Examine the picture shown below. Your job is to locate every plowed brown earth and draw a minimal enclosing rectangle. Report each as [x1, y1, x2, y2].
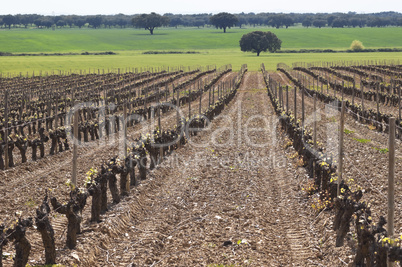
[3, 72, 336, 266]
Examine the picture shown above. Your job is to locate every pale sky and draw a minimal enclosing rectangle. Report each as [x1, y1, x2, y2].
[1, 0, 401, 15]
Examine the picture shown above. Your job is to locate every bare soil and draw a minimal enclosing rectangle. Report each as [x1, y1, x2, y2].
[1, 71, 352, 266]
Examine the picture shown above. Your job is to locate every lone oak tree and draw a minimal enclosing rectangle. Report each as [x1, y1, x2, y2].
[209, 12, 238, 33]
[239, 31, 282, 56]
[132, 12, 170, 35]
[2, 14, 16, 29]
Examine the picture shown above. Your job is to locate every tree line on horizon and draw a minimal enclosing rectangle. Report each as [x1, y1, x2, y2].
[0, 11, 401, 30]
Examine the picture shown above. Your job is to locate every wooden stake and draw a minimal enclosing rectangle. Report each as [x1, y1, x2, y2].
[72, 109, 79, 187]
[165, 84, 168, 102]
[313, 94, 317, 151]
[337, 101, 346, 197]
[294, 87, 297, 122]
[4, 90, 9, 169]
[208, 86, 211, 107]
[55, 94, 59, 129]
[376, 83, 380, 122]
[199, 85, 202, 115]
[158, 88, 161, 131]
[342, 81, 344, 101]
[399, 86, 401, 121]
[159, 88, 163, 164]
[302, 87, 305, 126]
[176, 88, 180, 126]
[388, 117, 396, 267]
[212, 86, 215, 105]
[286, 86, 289, 113]
[123, 103, 127, 158]
[361, 81, 364, 114]
[334, 80, 337, 98]
[188, 89, 191, 119]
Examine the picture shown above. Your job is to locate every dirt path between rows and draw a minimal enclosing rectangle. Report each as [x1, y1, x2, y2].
[37, 71, 324, 267]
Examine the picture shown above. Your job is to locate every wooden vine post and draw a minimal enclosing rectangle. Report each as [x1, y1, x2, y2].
[165, 83, 168, 102]
[334, 80, 337, 98]
[72, 108, 79, 186]
[341, 81, 344, 101]
[46, 98, 51, 131]
[313, 94, 318, 178]
[144, 86, 148, 118]
[399, 86, 401, 121]
[302, 86, 305, 127]
[188, 89, 191, 119]
[311, 76, 313, 91]
[55, 94, 59, 129]
[55, 94, 59, 154]
[212, 86, 215, 106]
[4, 90, 9, 169]
[123, 103, 127, 159]
[158, 88, 161, 131]
[158, 89, 163, 164]
[199, 83, 202, 115]
[376, 83, 380, 122]
[337, 101, 346, 196]
[361, 81, 364, 116]
[388, 117, 396, 267]
[286, 86, 289, 113]
[208, 85, 211, 107]
[314, 94, 317, 151]
[294, 86, 297, 122]
[177, 88, 180, 126]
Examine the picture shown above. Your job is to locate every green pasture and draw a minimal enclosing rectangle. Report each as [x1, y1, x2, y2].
[0, 26, 401, 74]
[1, 50, 402, 75]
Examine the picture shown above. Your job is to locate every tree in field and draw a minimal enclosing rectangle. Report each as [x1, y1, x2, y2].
[239, 31, 282, 56]
[267, 14, 284, 29]
[169, 17, 183, 28]
[313, 19, 326, 28]
[327, 15, 337, 26]
[88, 15, 103, 29]
[75, 19, 87, 28]
[332, 18, 346, 28]
[34, 18, 53, 28]
[3, 15, 16, 29]
[267, 14, 293, 29]
[209, 12, 238, 33]
[132, 13, 170, 35]
[302, 17, 312, 28]
[350, 40, 365, 51]
[283, 15, 294, 28]
[56, 20, 66, 28]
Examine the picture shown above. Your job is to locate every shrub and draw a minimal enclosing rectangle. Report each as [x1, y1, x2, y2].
[350, 40, 365, 51]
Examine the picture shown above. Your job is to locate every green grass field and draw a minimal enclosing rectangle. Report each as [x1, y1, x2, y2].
[0, 26, 401, 74]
